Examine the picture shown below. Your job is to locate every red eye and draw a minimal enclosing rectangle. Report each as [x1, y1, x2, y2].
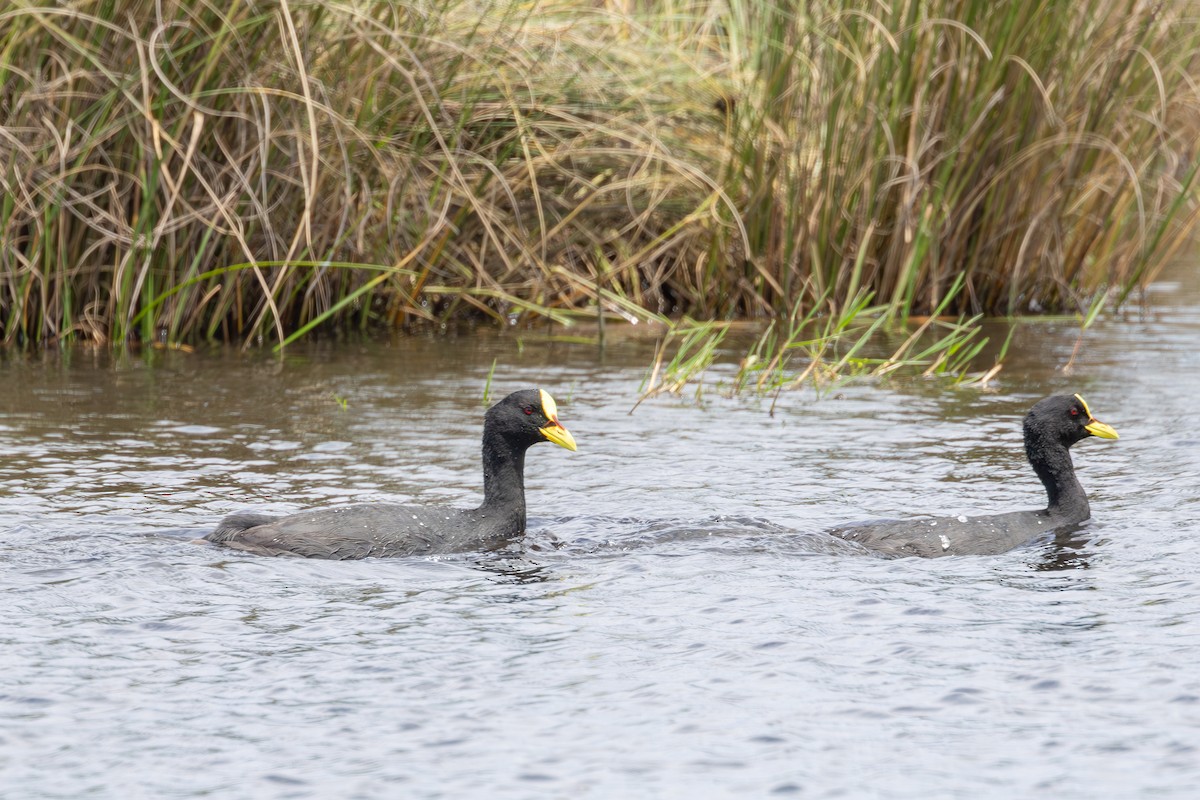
[523, 406, 535, 415]
[1070, 408, 1080, 417]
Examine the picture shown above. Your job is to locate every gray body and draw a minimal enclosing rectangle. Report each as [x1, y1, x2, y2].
[205, 503, 523, 560]
[832, 508, 1076, 558]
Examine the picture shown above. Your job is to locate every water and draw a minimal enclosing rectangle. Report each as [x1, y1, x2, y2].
[2, 291, 1199, 798]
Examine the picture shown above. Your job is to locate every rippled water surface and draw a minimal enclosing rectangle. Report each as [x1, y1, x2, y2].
[3, 289, 1200, 798]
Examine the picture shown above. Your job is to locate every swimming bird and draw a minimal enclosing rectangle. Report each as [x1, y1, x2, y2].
[831, 394, 1118, 558]
[203, 388, 577, 559]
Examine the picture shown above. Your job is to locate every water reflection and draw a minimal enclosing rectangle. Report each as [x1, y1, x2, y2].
[1033, 527, 1098, 572]
[468, 552, 559, 585]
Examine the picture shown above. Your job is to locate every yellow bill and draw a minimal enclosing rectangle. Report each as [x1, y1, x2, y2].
[538, 389, 578, 451]
[1075, 394, 1119, 440]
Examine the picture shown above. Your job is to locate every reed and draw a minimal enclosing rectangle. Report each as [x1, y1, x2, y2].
[1, 0, 1196, 351]
[718, 0, 1200, 320]
[638, 277, 1007, 410]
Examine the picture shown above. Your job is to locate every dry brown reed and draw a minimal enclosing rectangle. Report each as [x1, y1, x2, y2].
[1, 0, 1197, 348]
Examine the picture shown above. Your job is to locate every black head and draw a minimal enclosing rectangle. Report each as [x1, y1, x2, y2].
[485, 389, 577, 452]
[1024, 394, 1119, 447]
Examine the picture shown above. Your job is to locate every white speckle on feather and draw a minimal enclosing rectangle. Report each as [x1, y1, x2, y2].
[939, 535, 951, 551]
[957, 515, 968, 523]
[929, 520, 937, 526]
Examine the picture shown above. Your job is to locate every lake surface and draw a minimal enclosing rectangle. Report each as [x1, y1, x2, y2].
[2, 285, 1199, 798]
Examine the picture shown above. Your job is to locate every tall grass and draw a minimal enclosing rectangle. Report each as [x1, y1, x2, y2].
[1, 0, 1197, 349]
[717, 0, 1200, 320]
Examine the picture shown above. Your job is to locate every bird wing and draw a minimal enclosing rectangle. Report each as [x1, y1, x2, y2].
[208, 504, 476, 559]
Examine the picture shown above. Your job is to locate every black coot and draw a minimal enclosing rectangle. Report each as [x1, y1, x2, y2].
[832, 394, 1118, 558]
[203, 388, 577, 559]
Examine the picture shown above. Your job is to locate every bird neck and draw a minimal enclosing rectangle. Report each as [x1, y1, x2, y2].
[479, 430, 527, 528]
[1027, 437, 1089, 521]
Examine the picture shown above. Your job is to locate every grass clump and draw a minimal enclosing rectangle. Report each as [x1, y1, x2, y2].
[637, 277, 1008, 410]
[0, 0, 1196, 356]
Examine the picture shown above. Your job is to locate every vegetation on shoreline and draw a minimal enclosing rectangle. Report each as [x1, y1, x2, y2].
[2, 0, 1197, 387]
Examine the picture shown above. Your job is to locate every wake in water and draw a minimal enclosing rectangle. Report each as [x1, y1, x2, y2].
[522, 514, 868, 558]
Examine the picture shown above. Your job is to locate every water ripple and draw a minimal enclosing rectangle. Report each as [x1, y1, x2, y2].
[0, 319, 1198, 798]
